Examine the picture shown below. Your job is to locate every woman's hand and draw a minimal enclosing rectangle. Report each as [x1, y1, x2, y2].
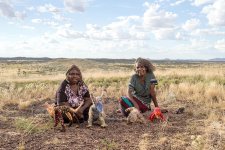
[128, 88, 140, 110]
[74, 101, 85, 118]
[128, 96, 140, 110]
[74, 108, 84, 119]
[74, 97, 92, 119]
[129, 98, 139, 110]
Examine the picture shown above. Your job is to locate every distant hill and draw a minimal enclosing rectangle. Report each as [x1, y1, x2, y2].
[0, 57, 224, 62]
[0, 57, 52, 61]
[209, 58, 225, 61]
[86, 58, 135, 64]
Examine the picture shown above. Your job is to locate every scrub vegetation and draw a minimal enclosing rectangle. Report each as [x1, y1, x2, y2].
[0, 58, 224, 149]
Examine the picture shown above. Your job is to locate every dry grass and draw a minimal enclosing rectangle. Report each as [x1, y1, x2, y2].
[0, 59, 224, 149]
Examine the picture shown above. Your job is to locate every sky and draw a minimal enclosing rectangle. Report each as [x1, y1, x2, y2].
[0, 0, 225, 59]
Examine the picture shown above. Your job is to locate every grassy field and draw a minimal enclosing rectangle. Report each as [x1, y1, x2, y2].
[0, 58, 224, 149]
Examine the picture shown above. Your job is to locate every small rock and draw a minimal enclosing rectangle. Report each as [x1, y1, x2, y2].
[176, 107, 185, 114]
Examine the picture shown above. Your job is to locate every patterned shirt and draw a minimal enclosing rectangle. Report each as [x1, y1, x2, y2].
[55, 80, 90, 107]
[65, 83, 89, 107]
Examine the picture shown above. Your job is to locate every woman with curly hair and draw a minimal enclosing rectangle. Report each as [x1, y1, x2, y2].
[55, 64, 92, 122]
[118, 57, 159, 116]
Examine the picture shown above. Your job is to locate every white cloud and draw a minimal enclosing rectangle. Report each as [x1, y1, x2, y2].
[192, 0, 213, 6]
[110, 16, 140, 29]
[32, 19, 42, 23]
[0, 1, 15, 17]
[40, 3, 179, 42]
[21, 25, 35, 30]
[202, 0, 225, 26]
[152, 28, 176, 40]
[0, 34, 152, 58]
[182, 18, 200, 31]
[53, 14, 70, 22]
[143, 3, 177, 29]
[85, 24, 107, 40]
[31, 18, 59, 26]
[86, 23, 129, 40]
[27, 6, 35, 11]
[190, 38, 212, 50]
[169, 38, 215, 59]
[215, 39, 225, 52]
[142, 3, 182, 41]
[191, 28, 225, 36]
[170, 0, 186, 6]
[83, 16, 148, 41]
[0, 34, 62, 58]
[37, 4, 60, 14]
[175, 32, 189, 40]
[15, 11, 26, 19]
[56, 27, 84, 39]
[53, 14, 148, 43]
[63, 0, 90, 12]
[0, 0, 224, 59]
[0, 1, 26, 19]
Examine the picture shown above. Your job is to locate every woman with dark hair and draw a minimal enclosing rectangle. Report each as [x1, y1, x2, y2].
[55, 65, 92, 122]
[118, 57, 159, 116]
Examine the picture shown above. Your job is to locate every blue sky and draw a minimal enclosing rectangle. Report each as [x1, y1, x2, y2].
[0, 0, 225, 59]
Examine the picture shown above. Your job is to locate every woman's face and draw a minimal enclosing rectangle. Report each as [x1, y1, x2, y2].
[67, 69, 81, 84]
[135, 62, 147, 77]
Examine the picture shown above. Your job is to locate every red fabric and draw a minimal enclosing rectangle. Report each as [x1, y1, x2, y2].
[148, 107, 165, 122]
[119, 97, 130, 108]
[133, 97, 149, 113]
[119, 96, 149, 113]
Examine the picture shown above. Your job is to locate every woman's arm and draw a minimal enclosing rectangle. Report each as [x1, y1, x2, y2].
[74, 97, 92, 118]
[150, 84, 159, 107]
[80, 97, 92, 111]
[127, 88, 140, 110]
[55, 80, 69, 105]
[127, 75, 140, 110]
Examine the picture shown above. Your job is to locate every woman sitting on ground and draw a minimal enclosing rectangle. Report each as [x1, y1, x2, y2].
[55, 64, 92, 122]
[118, 57, 160, 116]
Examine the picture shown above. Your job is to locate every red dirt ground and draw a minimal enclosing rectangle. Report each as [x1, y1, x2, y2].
[0, 98, 206, 150]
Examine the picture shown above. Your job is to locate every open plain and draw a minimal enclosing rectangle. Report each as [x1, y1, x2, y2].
[0, 58, 224, 150]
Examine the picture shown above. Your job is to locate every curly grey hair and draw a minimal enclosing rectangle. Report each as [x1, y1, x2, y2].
[134, 57, 156, 73]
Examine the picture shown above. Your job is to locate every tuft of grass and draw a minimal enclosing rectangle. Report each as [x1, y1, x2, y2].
[100, 139, 119, 150]
[85, 77, 129, 88]
[15, 116, 53, 150]
[14, 117, 41, 134]
[18, 101, 32, 110]
[17, 141, 25, 150]
[190, 135, 204, 149]
[14, 117, 52, 134]
[44, 137, 62, 145]
[204, 121, 225, 150]
[139, 133, 151, 150]
[0, 115, 7, 121]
